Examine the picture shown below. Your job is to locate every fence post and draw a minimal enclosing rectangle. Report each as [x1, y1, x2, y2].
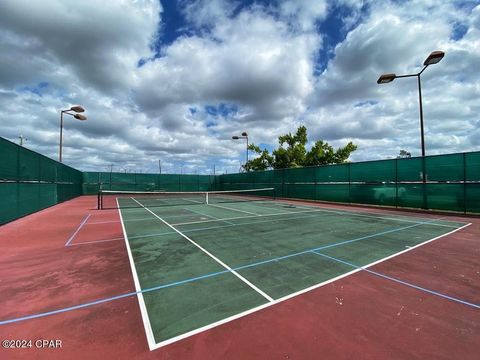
[422, 156, 427, 209]
[348, 163, 351, 203]
[463, 152, 467, 214]
[395, 158, 398, 208]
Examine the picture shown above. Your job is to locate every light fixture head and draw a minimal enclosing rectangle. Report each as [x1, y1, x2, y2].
[70, 105, 85, 113]
[423, 51, 444, 66]
[232, 136, 239, 140]
[377, 73, 396, 84]
[241, 132, 248, 137]
[74, 114, 87, 120]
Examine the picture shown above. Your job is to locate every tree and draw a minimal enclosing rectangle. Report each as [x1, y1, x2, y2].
[397, 149, 411, 158]
[272, 126, 308, 168]
[244, 126, 357, 171]
[242, 144, 273, 171]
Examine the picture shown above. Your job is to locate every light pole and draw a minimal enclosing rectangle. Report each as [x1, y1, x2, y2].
[59, 105, 87, 162]
[19, 135, 27, 146]
[377, 51, 444, 157]
[377, 50, 444, 209]
[232, 131, 249, 171]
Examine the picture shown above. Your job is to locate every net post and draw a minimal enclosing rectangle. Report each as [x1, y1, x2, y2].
[206, 192, 209, 204]
[97, 191, 101, 210]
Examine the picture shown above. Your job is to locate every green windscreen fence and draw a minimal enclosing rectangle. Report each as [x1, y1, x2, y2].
[0, 137, 83, 225]
[2, 134, 479, 226]
[218, 151, 480, 214]
[82, 172, 216, 194]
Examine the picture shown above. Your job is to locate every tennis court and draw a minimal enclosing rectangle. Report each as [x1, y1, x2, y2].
[99, 189, 472, 349]
[0, 189, 479, 359]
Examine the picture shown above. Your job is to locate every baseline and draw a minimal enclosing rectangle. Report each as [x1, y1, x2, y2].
[0, 219, 474, 352]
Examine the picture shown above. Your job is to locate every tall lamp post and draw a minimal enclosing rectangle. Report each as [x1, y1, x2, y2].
[232, 132, 249, 171]
[377, 51, 444, 157]
[377, 50, 444, 209]
[59, 105, 87, 162]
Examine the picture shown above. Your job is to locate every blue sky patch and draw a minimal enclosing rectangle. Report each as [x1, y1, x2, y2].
[354, 100, 378, 108]
[451, 21, 468, 41]
[204, 103, 239, 117]
[151, 0, 368, 78]
[156, 1, 190, 51]
[18, 82, 49, 96]
[206, 119, 217, 128]
[314, 2, 369, 75]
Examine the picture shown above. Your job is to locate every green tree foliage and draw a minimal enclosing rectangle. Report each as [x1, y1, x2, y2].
[397, 149, 411, 158]
[244, 126, 357, 171]
[244, 144, 273, 171]
[273, 126, 308, 168]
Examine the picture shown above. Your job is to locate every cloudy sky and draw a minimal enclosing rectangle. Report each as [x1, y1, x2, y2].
[1, 0, 479, 174]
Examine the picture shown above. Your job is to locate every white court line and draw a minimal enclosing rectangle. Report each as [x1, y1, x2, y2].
[150, 221, 472, 349]
[174, 202, 460, 229]
[130, 197, 274, 303]
[116, 212, 325, 243]
[169, 209, 284, 225]
[129, 211, 457, 243]
[87, 220, 120, 225]
[171, 205, 460, 229]
[64, 214, 91, 247]
[152, 266, 361, 349]
[87, 217, 155, 224]
[69, 237, 124, 246]
[207, 202, 260, 216]
[246, 200, 464, 228]
[172, 208, 327, 226]
[227, 200, 289, 214]
[264, 200, 462, 228]
[146, 197, 204, 205]
[101, 196, 461, 229]
[124, 212, 336, 243]
[183, 207, 236, 226]
[91, 208, 119, 213]
[116, 199, 157, 351]
[181, 198, 204, 204]
[326, 222, 472, 273]
[214, 200, 319, 216]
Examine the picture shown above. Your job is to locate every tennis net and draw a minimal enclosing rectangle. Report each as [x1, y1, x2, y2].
[98, 188, 276, 210]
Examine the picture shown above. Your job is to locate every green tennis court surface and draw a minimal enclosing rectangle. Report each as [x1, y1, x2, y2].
[117, 195, 467, 348]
